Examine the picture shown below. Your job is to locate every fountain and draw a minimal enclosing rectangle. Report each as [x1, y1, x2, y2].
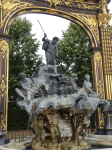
[14, 34, 110, 150]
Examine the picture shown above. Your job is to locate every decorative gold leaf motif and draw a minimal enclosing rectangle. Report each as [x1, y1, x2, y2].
[97, 13, 111, 27]
[97, 0, 111, 27]
[45, 0, 98, 10]
[0, 80, 6, 92]
[71, 13, 100, 44]
[62, 14, 71, 20]
[97, 80, 104, 99]
[0, 40, 8, 56]
[31, 9, 41, 13]
[94, 52, 101, 67]
[2, 0, 33, 15]
[1, 0, 33, 34]
[45, 0, 61, 8]
[101, 27, 111, 76]
[0, 75, 7, 98]
[93, 52, 105, 99]
[1, 115, 6, 133]
[17, 11, 27, 16]
[75, 20, 84, 27]
[75, 0, 85, 2]
[99, 112, 105, 129]
[46, 9, 58, 15]
[7, 9, 42, 34]
[2, 1, 20, 10]
[100, 117, 105, 126]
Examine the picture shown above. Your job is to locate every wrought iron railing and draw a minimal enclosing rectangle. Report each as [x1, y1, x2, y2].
[7, 101, 34, 141]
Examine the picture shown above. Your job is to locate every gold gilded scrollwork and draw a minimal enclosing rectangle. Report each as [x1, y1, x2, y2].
[94, 52, 102, 67]
[17, 11, 27, 17]
[0, 80, 6, 93]
[0, 39, 8, 133]
[0, 75, 7, 98]
[1, 0, 33, 32]
[0, 40, 8, 57]
[93, 52, 105, 99]
[6, 8, 42, 34]
[2, 0, 33, 15]
[45, 0, 62, 8]
[100, 112, 105, 128]
[46, 9, 58, 15]
[97, 80, 104, 99]
[97, 13, 111, 27]
[71, 13, 100, 44]
[45, 0, 98, 10]
[6, 9, 41, 34]
[2, 1, 19, 11]
[62, 14, 71, 20]
[77, 3, 98, 10]
[101, 27, 112, 100]
[1, 114, 6, 133]
[31, 9, 42, 13]
[75, 20, 84, 27]
[97, 0, 111, 27]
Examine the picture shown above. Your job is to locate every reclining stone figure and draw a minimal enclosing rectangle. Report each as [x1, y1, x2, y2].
[15, 72, 35, 101]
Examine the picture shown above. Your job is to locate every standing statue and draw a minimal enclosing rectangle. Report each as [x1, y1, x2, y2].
[15, 73, 34, 101]
[42, 33, 59, 73]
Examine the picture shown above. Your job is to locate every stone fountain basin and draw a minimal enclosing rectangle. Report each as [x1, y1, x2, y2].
[1, 135, 112, 150]
[86, 134, 112, 146]
[16, 93, 110, 150]
[0, 138, 32, 150]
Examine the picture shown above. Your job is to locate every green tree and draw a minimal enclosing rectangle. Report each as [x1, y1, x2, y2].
[9, 17, 42, 101]
[110, 25, 112, 40]
[57, 22, 91, 87]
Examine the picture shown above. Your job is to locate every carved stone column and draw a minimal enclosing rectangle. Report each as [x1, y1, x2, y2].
[0, 35, 10, 144]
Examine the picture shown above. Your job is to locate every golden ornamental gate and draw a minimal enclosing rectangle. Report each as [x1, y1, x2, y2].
[0, 0, 112, 138]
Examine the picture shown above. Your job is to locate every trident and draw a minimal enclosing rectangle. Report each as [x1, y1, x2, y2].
[37, 20, 48, 39]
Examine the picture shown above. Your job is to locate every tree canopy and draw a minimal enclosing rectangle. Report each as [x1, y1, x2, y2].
[57, 22, 91, 87]
[9, 17, 42, 101]
[110, 25, 112, 40]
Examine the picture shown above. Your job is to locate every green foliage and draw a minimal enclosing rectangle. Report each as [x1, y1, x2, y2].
[110, 25, 112, 40]
[57, 22, 91, 87]
[9, 17, 42, 101]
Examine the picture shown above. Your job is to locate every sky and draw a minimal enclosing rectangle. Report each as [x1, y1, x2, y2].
[21, 1, 112, 62]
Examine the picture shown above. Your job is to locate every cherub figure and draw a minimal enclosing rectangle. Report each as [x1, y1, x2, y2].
[70, 73, 78, 91]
